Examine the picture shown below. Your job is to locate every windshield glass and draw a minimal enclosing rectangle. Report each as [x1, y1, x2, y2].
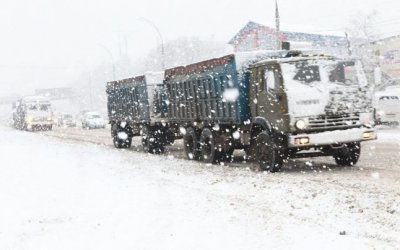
[378, 96, 400, 106]
[88, 115, 101, 119]
[282, 60, 359, 86]
[27, 104, 51, 111]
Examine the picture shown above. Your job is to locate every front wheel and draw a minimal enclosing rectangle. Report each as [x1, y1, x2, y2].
[255, 132, 283, 172]
[333, 142, 361, 166]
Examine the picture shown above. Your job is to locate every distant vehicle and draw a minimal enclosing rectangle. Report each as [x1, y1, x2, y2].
[82, 112, 106, 129]
[76, 110, 90, 122]
[58, 114, 77, 127]
[107, 51, 377, 172]
[12, 96, 54, 131]
[374, 94, 400, 126]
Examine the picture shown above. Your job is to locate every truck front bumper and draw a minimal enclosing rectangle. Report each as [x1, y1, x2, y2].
[288, 127, 377, 148]
[27, 121, 53, 127]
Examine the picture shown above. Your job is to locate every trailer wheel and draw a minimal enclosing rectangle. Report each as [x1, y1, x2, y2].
[111, 124, 132, 149]
[141, 126, 164, 154]
[200, 128, 222, 164]
[219, 147, 235, 162]
[333, 142, 360, 166]
[113, 134, 132, 149]
[183, 127, 201, 160]
[255, 132, 283, 172]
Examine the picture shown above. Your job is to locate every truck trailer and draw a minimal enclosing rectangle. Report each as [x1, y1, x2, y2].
[107, 50, 377, 172]
[107, 72, 172, 153]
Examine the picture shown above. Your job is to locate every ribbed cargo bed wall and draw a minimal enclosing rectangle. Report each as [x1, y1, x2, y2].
[164, 54, 250, 125]
[106, 76, 150, 123]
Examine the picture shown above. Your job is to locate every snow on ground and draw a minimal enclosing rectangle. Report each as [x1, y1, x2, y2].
[376, 126, 400, 144]
[0, 101, 399, 249]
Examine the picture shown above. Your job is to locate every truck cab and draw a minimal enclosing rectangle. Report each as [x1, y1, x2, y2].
[247, 55, 376, 170]
[13, 96, 53, 131]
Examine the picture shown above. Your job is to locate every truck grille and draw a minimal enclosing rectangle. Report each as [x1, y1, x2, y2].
[308, 115, 360, 129]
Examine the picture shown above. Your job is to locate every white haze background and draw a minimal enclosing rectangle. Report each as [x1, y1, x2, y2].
[0, 0, 399, 96]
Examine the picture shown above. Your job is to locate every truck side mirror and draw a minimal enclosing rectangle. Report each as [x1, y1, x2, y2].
[281, 42, 290, 50]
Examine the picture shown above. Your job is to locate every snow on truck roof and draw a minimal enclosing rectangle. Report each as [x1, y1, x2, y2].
[163, 50, 336, 80]
[107, 50, 336, 87]
[22, 96, 50, 103]
[107, 72, 164, 89]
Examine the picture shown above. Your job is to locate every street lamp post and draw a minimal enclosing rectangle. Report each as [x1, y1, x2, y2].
[98, 44, 116, 80]
[137, 17, 165, 69]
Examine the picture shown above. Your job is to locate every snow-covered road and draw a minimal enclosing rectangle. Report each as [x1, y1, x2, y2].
[0, 123, 399, 249]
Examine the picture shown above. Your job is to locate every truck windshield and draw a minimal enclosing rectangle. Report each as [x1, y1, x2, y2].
[378, 96, 400, 106]
[88, 115, 101, 119]
[27, 104, 51, 111]
[282, 60, 359, 86]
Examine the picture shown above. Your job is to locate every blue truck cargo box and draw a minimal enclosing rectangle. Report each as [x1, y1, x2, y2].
[106, 72, 164, 123]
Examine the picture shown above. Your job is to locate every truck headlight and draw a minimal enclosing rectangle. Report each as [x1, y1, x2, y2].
[25, 115, 33, 123]
[47, 117, 52, 121]
[295, 119, 307, 130]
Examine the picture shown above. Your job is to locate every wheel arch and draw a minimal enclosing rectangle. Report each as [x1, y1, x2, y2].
[251, 117, 273, 136]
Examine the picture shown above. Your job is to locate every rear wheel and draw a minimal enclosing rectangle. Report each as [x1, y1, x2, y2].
[183, 127, 201, 160]
[333, 142, 361, 166]
[219, 147, 234, 163]
[255, 132, 283, 172]
[111, 124, 132, 149]
[200, 128, 223, 164]
[141, 126, 164, 154]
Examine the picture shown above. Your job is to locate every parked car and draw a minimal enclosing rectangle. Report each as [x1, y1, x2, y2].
[58, 114, 77, 127]
[82, 112, 106, 129]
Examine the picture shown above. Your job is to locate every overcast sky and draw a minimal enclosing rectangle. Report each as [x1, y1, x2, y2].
[1, 0, 399, 95]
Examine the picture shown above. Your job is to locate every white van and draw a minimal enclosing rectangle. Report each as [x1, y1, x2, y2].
[374, 93, 400, 126]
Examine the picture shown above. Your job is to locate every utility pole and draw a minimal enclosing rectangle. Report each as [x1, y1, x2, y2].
[98, 44, 116, 80]
[89, 72, 93, 109]
[137, 17, 165, 69]
[275, 0, 281, 50]
[345, 32, 352, 57]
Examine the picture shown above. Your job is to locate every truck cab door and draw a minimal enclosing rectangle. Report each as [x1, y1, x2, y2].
[253, 64, 287, 130]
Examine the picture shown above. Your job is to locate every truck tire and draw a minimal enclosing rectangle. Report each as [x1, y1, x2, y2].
[333, 142, 360, 166]
[111, 124, 132, 149]
[219, 147, 234, 162]
[113, 134, 132, 149]
[141, 126, 164, 154]
[199, 128, 222, 164]
[183, 127, 201, 160]
[255, 131, 283, 172]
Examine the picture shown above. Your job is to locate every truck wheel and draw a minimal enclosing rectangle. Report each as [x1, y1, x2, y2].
[200, 128, 222, 164]
[111, 124, 132, 149]
[141, 126, 164, 154]
[113, 136, 132, 148]
[333, 142, 361, 166]
[255, 132, 283, 172]
[183, 127, 201, 160]
[219, 147, 235, 162]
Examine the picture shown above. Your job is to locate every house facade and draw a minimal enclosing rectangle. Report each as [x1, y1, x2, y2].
[228, 21, 348, 56]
